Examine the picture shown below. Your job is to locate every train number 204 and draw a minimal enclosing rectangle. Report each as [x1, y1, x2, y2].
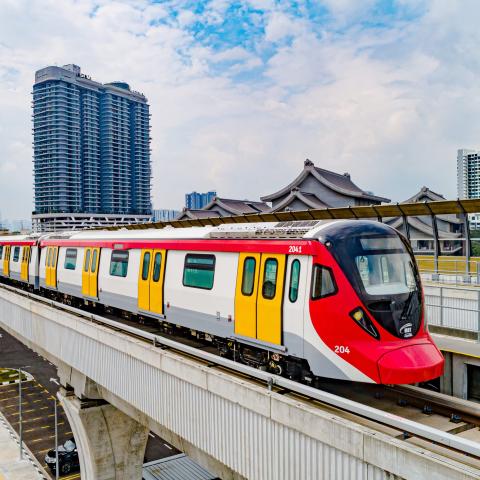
[288, 245, 302, 253]
[334, 346, 350, 354]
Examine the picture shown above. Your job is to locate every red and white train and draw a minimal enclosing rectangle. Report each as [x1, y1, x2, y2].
[0, 219, 444, 385]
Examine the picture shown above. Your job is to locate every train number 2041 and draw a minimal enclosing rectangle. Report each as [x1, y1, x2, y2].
[288, 245, 302, 253]
[334, 346, 350, 354]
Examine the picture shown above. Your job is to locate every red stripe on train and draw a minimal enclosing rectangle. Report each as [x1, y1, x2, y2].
[38, 238, 321, 255]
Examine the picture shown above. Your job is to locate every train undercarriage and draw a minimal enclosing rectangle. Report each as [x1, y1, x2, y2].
[1, 277, 320, 387]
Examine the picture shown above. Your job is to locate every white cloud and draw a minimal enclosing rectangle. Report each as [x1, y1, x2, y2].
[0, 0, 479, 221]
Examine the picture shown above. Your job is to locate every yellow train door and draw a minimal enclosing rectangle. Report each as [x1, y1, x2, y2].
[45, 248, 49, 285]
[45, 247, 52, 286]
[234, 253, 261, 339]
[3, 246, 11, 276]
[138, 249, 153, 310]
[256, 254, 286, 345]
[82, 248, 92, 296]
[150, 249, 166, 315]
[51, 247, 59, 289]
[21, 246, 30, 281]
[89, 248, 100, 298]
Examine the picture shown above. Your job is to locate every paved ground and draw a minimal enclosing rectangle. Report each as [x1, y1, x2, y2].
[0, 415, 43, 479]
[0, 326, 179, 479]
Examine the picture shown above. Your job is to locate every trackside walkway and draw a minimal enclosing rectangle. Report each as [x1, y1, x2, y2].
[0, 416, 43, 480]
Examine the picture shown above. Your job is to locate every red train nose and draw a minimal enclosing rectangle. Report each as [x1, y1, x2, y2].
[377, 343, 444, 384]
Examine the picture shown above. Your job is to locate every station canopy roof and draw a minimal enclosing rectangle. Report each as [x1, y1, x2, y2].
[105, 198, 480, 231]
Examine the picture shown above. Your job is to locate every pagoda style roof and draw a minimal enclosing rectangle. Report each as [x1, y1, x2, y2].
[403, 186, 446, 204]
[176, 209, 222, 220]
[399, 187, 462, 225]
[269, 188, 331, 212]
[261, 159, 390, 204]
[387, 216, 461, 239]
[176, 197, 270, 221]
[203, 197, 270, 215]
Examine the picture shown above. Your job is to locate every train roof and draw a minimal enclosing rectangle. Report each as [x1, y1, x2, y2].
[0, 219, 399, 245]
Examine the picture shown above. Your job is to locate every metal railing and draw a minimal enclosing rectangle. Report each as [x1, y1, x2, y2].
[417, 256, 480, 286]
[424, 285, 480, 340]
[1, 281, 480, 458]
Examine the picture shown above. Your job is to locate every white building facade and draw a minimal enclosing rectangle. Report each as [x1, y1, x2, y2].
[457, 148, 480, 229]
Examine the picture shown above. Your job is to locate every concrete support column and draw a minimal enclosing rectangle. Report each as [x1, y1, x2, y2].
[59, 390, 149, 480]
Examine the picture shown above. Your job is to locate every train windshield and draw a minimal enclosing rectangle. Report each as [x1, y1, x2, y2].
[320, 221, 422, 339]
[355, 238, 417, 296]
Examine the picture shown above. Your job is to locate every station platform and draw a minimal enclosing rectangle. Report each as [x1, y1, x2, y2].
[0, 415, 43, 480]
[431, 333, 480, 399]
[432, 333, 480, 358]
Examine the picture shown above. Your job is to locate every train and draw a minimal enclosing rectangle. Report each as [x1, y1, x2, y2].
[0, 219, 444, 385]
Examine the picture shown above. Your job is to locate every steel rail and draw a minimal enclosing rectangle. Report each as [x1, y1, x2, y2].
[1, 283, 480, 458]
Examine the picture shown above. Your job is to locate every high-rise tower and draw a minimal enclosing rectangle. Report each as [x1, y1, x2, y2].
[32, 64, 151, 231]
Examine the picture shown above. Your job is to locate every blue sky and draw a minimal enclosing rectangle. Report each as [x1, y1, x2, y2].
[1, 0, 480, 219]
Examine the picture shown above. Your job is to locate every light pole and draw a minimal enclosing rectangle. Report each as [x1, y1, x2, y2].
[50, 378, 60, 480]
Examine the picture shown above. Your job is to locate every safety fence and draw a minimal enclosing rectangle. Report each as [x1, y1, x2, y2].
[424, 285, 480, 339]
[416, 255, 480, 286]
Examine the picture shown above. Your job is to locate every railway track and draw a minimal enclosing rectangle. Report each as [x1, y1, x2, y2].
[1, 281, 480, 468]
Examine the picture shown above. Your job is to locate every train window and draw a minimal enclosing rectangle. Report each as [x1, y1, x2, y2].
[84, 249, 91, 272]
[183, 254, 215, 290]
[91, 250, 98, 273]
[64, 249, 77, 270]
[110, 250, 129, 277]
[142, 252, 151, 280]
[262, 258, 278, 300]
[289, 260, 301, 303]
[13, 247, 20, 262]
[311, 265, 337, 300]
[0, 246, 3, 260]
[152, 252, 162, 282]
[241, 257, 256, 296]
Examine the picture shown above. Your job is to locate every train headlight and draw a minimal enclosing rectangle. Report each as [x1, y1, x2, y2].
[349, 307, 380, 340]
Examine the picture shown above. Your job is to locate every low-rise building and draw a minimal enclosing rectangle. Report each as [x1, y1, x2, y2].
[386, 187, 464, 255]
[177, 197, 269, 220]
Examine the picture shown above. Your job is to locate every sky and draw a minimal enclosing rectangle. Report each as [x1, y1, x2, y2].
[1, 0, 480, 219]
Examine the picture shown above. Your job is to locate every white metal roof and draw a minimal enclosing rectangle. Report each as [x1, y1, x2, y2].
[142, 454, 217, 480]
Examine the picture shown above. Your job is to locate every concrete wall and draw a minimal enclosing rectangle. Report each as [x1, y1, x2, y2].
[0, 288, 478, 480]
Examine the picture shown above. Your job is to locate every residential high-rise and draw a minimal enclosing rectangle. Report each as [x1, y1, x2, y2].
[152, 209, 181, 222]
[32, 64, 151, 231]
[185, 191, 216, 210]
[457, 149, 480, 200]
[457, 148, 480, 229]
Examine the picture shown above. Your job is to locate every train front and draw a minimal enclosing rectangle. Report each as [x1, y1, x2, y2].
[311, 220, 444, 384]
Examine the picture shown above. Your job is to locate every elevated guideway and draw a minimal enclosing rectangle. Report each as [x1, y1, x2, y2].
[0, 284, 479, 480]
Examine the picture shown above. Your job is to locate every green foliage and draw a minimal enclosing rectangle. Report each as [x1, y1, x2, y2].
[471, 230, 480, 257]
